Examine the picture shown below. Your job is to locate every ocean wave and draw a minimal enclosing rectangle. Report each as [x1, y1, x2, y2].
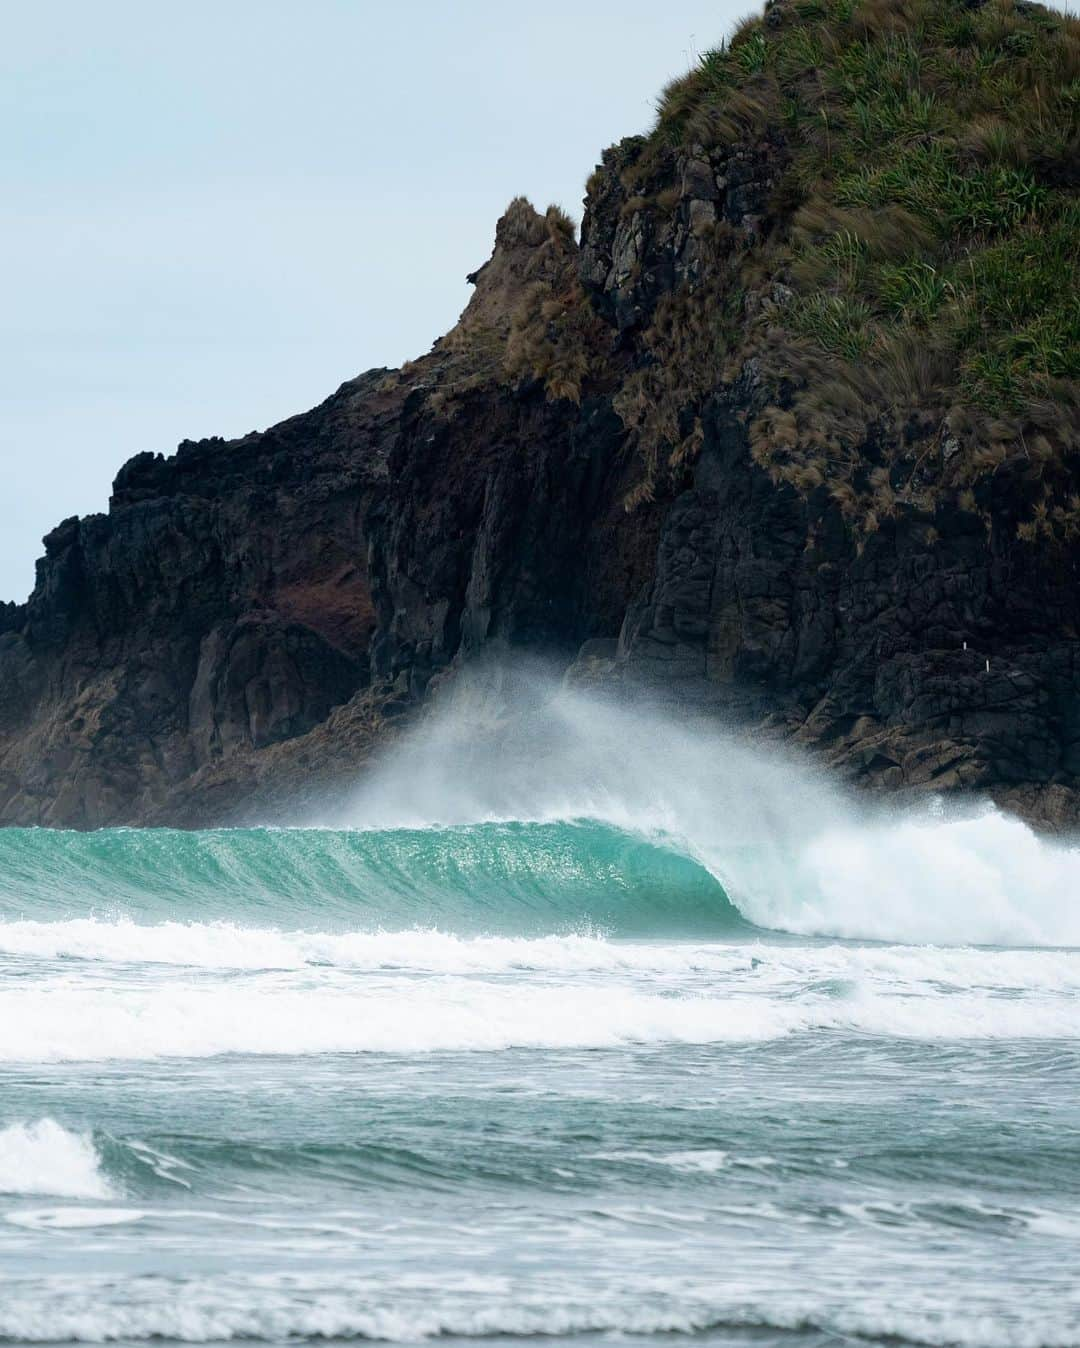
[3, 689, 1080, 950]
[0, 820, 736, 939]
[2, 807, 1080, 951]
[772, 809, 1080, 947]
[0, 1119, 113, 1199]
[335, 680, 1080, 949]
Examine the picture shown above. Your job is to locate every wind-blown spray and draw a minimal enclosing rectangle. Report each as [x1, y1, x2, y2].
[331, 668, 1080, 948]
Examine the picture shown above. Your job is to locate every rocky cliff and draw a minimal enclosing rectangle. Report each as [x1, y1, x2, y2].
[2, 0, 1079, 829]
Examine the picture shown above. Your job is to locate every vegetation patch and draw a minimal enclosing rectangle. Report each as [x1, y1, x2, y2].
[635, 0, 1079, 534]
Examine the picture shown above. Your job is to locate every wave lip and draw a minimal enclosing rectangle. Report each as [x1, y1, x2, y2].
[0, 1120, 113, 1200]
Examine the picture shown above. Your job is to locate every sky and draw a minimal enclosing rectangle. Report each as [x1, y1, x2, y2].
[0, 0, 751, 602]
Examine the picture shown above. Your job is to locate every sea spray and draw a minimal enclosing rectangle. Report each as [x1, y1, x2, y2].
[335, 671, 1080, 948]
[3, 675, 1080, 946]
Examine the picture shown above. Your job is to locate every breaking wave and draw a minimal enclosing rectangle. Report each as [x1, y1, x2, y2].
[1, 680, 1079, 969]
[0, 1120, 112, 1200]
[1, 810, 1078, 951]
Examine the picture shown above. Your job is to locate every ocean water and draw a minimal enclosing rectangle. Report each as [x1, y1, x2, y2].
[1, 687, 1079, 1347]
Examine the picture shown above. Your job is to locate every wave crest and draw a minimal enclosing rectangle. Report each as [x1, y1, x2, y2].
[0, 1120, 112, 1199]
[3, 806, 1080, 947]
[3, 684, 1080, 948]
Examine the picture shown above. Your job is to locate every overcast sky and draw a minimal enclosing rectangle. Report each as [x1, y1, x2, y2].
[1, 0, 757, 602]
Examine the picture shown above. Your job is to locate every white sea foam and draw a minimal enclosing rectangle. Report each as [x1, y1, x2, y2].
[3, 917, 1078, 988]
[6, 1207, 143, 1229]
[0, 918, 733, 972]
[589, 1149, 737, 1173]
[0, 963, 1076, 1063]
[0, 1278, 1077, 1347]
[0, 1119, 113, 1199]
[0, 917, 322, 970]
[0, 980, 802, 1060]
[780, 809, 1080, 946]
[3, 907, 1077, 1063]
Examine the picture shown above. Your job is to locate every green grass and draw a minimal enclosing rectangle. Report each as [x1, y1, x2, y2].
[645, 0, 1079, 423]
[876, 260, 952, 322]
[791, 293, 877, 359]
[958, 200, 1080, 409]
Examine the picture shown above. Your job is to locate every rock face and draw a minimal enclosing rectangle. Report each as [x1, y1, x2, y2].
[0, 204, 662, 828]
[612, 385, 1080, 827]
[2, 66, 1079, 829]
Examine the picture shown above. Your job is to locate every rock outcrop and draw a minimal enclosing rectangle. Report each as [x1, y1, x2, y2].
[2, 0, 1079, 829]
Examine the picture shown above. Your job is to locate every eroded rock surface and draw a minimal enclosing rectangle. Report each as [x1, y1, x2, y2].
[2, 129, 1078, 829]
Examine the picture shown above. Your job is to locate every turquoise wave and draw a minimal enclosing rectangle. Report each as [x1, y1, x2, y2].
[0, 821, 739, 937]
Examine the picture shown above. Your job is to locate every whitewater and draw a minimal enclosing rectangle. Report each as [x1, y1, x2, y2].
[1, 682, 1079, 1347]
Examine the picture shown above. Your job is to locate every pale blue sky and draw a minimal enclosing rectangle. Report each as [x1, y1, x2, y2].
[1, 0, 755, 601]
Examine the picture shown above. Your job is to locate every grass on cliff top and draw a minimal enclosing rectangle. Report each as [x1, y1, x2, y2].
[647, 0, 1079, 455]
[628, 0, 1073, 528]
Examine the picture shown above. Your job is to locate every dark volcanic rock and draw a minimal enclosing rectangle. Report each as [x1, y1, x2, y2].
[2, 139, 1079, 829]
[606, 384, 1080, 818]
